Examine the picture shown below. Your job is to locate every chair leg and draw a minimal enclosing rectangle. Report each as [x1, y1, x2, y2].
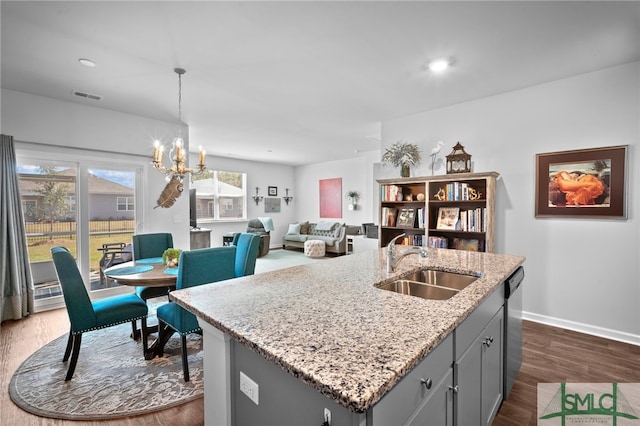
[131, 320, 141, 340]
[62, 330, 73, 362]
[141, 317, 149, 354]
[181, 335, 189, 382]
[156, 319, 175, 357]
[65, 333, 82, 381]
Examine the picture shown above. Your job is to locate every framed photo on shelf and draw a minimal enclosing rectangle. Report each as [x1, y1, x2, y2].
[436, 207, 460, 230]
[535, 145, 627, 218]
[396, 208, 416, 228]
[268, 186, 278, 196]
[452, 238, 480, 251]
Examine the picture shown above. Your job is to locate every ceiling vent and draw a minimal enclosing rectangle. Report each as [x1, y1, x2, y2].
[72, 90, 102, 101]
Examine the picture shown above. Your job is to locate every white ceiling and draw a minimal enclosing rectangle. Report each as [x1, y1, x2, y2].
[2, 1, 639, 166]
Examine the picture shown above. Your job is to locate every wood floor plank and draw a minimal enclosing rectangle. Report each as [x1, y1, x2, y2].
[2, 309, 638, 425]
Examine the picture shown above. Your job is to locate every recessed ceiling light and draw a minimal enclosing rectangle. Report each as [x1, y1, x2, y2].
[428, 58, 449, 72]
[78, 58, 96, 67]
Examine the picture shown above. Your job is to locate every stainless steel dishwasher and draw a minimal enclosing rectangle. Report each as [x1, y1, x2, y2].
[504, 266, 524, 399]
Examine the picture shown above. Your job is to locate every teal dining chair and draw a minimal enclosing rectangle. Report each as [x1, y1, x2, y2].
[156, 233, 261, 381]
[131, 232, 175, 338]
[50, 246, 148, 381]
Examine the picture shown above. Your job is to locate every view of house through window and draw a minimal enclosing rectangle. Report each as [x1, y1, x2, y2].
[191, 170, 246, 221]
[18, 161, 137, 301]
[88, 168, 136, 291]
[19, 163, 77, 300]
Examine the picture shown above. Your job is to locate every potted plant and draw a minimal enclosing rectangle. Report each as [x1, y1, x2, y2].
[381, 141, 422, 177]
[346, 190, 359, 210]
[162, 248, 182, 268]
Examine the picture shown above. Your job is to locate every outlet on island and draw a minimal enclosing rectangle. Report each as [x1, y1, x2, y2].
[239, 371, 259, 405]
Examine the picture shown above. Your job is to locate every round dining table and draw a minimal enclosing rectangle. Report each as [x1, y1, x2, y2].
[103, 257, 178, 359]
[103, 258, 178, 287]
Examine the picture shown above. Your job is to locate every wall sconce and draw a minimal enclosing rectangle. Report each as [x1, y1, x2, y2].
[346, 190, 359, 210]
[283, 188, 293, 205]
[252, 187, 264, 205]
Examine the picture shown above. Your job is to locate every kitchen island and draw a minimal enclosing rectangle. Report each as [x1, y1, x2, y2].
[170, 247, 525, 425]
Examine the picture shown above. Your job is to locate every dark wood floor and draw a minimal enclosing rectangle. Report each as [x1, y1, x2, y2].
[2, 308, 638, 425]
[493, 321, 640, 426]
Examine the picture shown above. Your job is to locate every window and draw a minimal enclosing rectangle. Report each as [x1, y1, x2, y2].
[117, 196, 135, 211]
[22, 200, 37, 222]
[17, 158, 139, 306]
[191, 170, 246, 221]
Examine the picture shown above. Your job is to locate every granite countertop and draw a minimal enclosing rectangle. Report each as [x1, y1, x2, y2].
[169, 247, 525, 413]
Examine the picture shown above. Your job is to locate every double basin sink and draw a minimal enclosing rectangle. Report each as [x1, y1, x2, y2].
[378, 269, 478, 300]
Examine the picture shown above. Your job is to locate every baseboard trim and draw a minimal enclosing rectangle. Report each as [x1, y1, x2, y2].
[523, 311, 640, 346]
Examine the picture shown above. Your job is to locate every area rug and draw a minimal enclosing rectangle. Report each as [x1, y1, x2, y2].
[254, 248, 329, 274]
[9, 303, 203, 420]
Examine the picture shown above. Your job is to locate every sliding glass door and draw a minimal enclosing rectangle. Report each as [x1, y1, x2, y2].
[18, 162, 78, 301]
[17, 153, 140, 309]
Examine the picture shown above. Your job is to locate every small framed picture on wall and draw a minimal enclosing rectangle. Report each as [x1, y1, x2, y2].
[268, 186, 278, 196]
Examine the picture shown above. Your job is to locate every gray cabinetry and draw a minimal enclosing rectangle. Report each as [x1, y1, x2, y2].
[228, 287, 505, 426]
[372, 334, 453, 426]
[454, 288, 504, 426]
[407, 368, 454, 426]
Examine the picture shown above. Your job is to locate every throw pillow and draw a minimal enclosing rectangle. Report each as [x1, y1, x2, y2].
[287, 223, 301, 235]
[299, 221, 310, 234]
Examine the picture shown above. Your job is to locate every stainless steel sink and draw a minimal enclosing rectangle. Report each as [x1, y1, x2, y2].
[401, 269, 478, 290]
[378, 280, 459, 300]
[377, 269, 478, 300]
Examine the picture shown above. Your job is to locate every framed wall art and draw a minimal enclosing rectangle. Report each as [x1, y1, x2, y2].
[268, 186, 278, 196]
[319, 177, 342, 218]
[264, 197, 281, 213]
[535, 145, 627, 219]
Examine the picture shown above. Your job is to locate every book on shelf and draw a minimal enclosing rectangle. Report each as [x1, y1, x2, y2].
[396, 208, 416, 228]
[381, 207, 397, 227]
[445, 182, 473, 201]
[399, 233, 423, 246]
[436, 207, 460, 230]
[381, 184, 401, 202]
[428, 236, 448, 248]
[417, 208, 425, 228]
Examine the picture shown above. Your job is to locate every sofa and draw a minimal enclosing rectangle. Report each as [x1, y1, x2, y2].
[282, 221, 347, 255]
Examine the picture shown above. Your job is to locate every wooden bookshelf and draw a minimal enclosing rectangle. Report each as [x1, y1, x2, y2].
[377, 172, 498, 252]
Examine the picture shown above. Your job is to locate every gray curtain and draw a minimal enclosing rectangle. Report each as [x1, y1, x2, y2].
[1, 134, 34, 321]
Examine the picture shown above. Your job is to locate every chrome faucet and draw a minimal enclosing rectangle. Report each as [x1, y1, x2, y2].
[386, 233, 427, 273]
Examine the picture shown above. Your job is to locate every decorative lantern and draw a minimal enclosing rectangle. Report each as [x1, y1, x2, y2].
[445, 142, 472, 174]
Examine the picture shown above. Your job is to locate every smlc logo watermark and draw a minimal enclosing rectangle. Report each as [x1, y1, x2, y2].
[538, 383, 640, 425]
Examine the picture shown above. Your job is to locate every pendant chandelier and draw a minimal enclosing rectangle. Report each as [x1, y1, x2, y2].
[152, 67, 206, 182]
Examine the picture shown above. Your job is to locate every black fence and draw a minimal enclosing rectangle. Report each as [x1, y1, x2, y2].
[25, 219, 135, 242]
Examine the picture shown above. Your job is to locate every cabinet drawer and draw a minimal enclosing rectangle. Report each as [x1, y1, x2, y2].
[372, 333, 453, 425]
[455, 287, 503, 360]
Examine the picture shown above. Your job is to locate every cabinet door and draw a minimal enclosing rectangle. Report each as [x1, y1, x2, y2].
[454, 335, 482, 426]
[454, 308, 504, 426]
[408, 369, 454, 426]
[481, 309, 503, 426]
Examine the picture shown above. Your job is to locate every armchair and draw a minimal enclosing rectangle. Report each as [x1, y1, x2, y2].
[51, 246, 148, 381]
[156, 233, 260, 381]
[246, 218, 271, 257]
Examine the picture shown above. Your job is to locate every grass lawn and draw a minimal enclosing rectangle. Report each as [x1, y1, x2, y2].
[28, 233, 134, 272]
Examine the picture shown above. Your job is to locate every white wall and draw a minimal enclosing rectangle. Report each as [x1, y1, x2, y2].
[200, 155, 295, 248]
[381, 62, 640, 344]
[294, 150, 379, 227]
